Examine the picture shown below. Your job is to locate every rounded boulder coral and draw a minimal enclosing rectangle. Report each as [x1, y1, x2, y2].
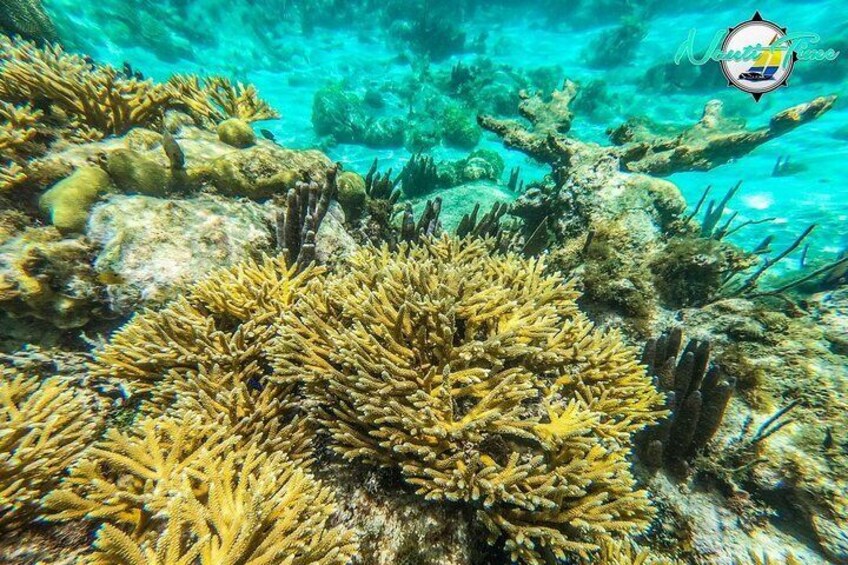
[273, 236, 666, 564]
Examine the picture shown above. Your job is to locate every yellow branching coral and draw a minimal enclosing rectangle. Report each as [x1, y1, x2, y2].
[0, 100, 41, 156]
[44, 416, 234, 533]
[0, 369, 101, 529]
[168, 74, 280, 126]
[50, 421, 356, 564]
[0, 100, 42, 191]
[273, 236, 666, 564]
[0, 36, 173, 137]
[741, 551, 802, 565]
[91, 257, 320, 455]
[0, 161, 26, 191]
[587, 538, 680, 565]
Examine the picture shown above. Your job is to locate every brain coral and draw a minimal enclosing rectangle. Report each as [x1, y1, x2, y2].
[273, 236, 665, 563]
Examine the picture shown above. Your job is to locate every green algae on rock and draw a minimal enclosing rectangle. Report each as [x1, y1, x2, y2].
[38, 166, 112, 232]
[216, 117, 257, 148]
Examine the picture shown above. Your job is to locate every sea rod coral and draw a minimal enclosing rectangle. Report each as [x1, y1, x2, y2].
[273, 236, 666, 563]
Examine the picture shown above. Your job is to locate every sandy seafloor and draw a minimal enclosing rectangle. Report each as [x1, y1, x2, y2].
[46, 0, 848, 275]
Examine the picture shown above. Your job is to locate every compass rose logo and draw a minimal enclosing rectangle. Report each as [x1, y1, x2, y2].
[720, 12, 795, 101]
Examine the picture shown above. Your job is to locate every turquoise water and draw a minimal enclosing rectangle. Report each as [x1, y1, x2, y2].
[45, 0, 847, 265]
[3, 2, 848, 563]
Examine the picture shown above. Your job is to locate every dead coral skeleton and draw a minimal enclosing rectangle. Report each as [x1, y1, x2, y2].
[273, 236, 666, 564]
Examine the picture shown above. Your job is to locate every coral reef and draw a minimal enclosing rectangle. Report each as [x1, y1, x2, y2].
[46, 419, 356, 564]
[0, 37, 279, 171]
[273, 236, 665, 563]
[0, 368, 101, 530]
[588, 538, 678, 564]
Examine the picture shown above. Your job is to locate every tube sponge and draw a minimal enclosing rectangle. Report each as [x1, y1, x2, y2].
[273, 236, 666, 563]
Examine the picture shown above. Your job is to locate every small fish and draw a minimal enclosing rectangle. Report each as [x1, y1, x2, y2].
[247, 376, 264, 392]
[162, 133, 185, 170]
[97, 271, 125, 285]
[260, 129, 276, 142]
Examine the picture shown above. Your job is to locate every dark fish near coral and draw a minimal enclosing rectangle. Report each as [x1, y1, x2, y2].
[161, 133, 185, 170]
[121, 61, 144, 81]
[260, 128, 276, 142]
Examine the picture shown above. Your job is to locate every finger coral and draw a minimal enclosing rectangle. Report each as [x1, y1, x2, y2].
[0, 36, 173, 137]
[168, 74, 280, 127]
[0, 369, 101, 530]
[273, 236, 666, 564]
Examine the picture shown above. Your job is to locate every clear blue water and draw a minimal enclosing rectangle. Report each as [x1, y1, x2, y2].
[45, 0, 847, 263]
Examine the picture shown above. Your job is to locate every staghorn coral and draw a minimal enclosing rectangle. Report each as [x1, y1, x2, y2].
[44, 416, 235, 532]
[0, 161, 25, 191]
[0, 100, 43, 191]
[0, 369, 101, 530]
[273, 236, 666, 564]
[587, 538, 679, 564]
[0, 39, 278, 142]
[87, 457, 356, 565]
[0, 100, 41, 158]
[167, 75, 280, 127]
[47, 420, 355, 564]
[0, 36, 173, 137]
[740, 551, 802, 565]
[90, 255, 320, 455]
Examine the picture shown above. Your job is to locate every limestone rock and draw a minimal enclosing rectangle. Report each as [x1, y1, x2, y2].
[87, 194, 274, 313]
